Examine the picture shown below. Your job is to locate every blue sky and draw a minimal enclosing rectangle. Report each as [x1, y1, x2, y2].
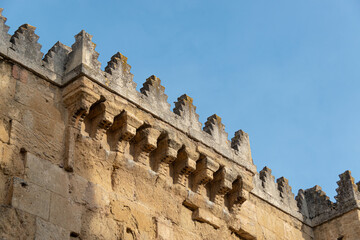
[3, 1, 360, 199]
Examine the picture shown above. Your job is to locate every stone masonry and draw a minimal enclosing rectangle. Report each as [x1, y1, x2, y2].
[0, 8, 360, 240]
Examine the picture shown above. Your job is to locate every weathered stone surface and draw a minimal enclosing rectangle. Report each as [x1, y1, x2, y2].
[0, 8, 11, 50]
[140, 75, 171, 112]
[313, 209, 360, 240]
[64, 30, 104, 85]
[229, 214, 257, 240]
[10, 24, 43, 63]
[203, 114, 229, 145]
[231, 129, 253, 164]
[8, 177, 51, 220]
[0, 206, 36, 240]
[0, 118, 10, 143]
[173, 94, 202, 131]
[192, 208, 221, 229]
[0, 9, 359, 240]
[25, 152, 69, 196]
[49, 193, 82, 234]
[156, 216, 174, 240]
[43, 41, 71, 76]
[35, 217, 69, 240]
[105, 52, 137, 92]
[335, 170, 360, 204]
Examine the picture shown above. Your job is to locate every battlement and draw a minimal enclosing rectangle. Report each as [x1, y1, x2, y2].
[296, 170, 360, 226]
[0, 8, 360, 239]
[252, 166, 360, 227]
[0, 9, 255, 174]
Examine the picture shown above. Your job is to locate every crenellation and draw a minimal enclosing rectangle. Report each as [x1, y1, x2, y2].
[1, 9, 359, 239]
[104, 52, 137, 92]
[277, 176, 298, 210]
[300, 185, 334, 221]
[231, 130, 253, 165]
[0, 8, 257, 176]
[251, 166, 306, 224]
[140, 75, 171, 113]
[335, 170, 360, 205]
[10, 24, 43, 63]
[0, 8, 11, 51]
[64, 30, 103, 84]
[173, 94, 202, 131]
[259, 166, 278, 197]
[203, 114, 230, 147]
[296, 171, 360, 227]
[43, 41, 71, 78]
[296, 189, 310, 219]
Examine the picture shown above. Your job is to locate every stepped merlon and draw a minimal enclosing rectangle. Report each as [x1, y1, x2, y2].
[0, 8, 359, 239]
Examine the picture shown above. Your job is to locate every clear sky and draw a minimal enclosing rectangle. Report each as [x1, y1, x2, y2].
[3, 0, 360, 200]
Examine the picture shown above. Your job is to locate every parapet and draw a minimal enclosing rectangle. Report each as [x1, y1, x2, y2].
[251, 167, 360, 227]
[1, 8, 359, 238]
[296, 170, 360, 226]
[0, 8, 258, 238]
[0, 8, 255, 174]
[251, 167, 303, 222]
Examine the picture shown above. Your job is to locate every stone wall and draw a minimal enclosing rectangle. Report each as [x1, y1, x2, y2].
[313, 209, 360, 240]
[0, 8, 359, 239]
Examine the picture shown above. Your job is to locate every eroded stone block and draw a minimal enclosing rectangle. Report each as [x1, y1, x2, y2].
[0, 205, 36, 240]
[49, 193, 82, 234]
[35, 217, 69, 240]
[9, 177, 51, 220]
[229, 214, 256, 240]
[156, 216, 174, 240]
[192, 208, 221, 229]
[25, 152, 69, 196]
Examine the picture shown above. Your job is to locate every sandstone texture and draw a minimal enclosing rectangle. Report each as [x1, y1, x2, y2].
[0, 8, 359, 240]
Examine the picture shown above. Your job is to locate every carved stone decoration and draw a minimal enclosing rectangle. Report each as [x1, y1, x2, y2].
[1, 8, 360, 240]
[105, 52, 136, 90]
[10, 24, 43, 63]
[226, 177, 248, 213]
[43, 41, 71, 76]
[140, 75, 171, 112]
[84, 99, 115, 141]
[203, 114, 229, 145]
[173, 94, 202, 131]
[108, 110, 143, 152]
[0, 8, 11, 49]
[62, 77, 100, 171]
[191, 155, 219, 195]
[150, 133, 182, 176]
[172, 145, 198, 187]
[131, 126, 161, 166]
[210, 167, 235, 205]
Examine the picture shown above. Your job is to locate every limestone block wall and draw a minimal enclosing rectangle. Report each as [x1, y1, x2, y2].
[0, 8, 359, 240]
